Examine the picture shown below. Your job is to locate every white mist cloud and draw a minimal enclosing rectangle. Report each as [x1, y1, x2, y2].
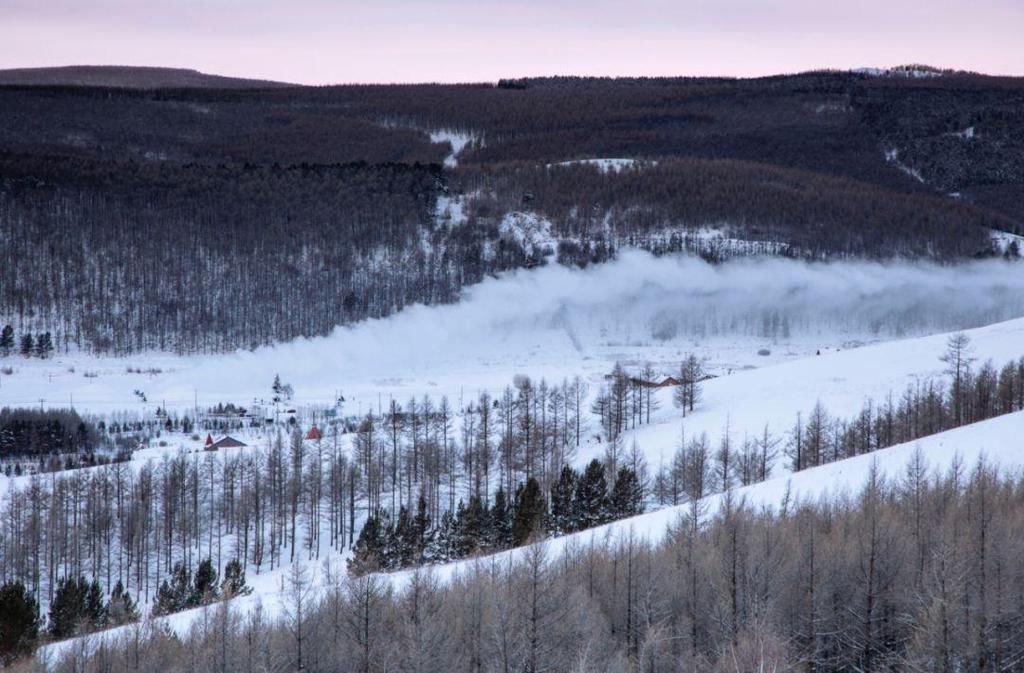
[191, 252, 1024, 395]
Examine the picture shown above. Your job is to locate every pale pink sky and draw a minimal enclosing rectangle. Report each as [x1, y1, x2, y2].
[2, 0, 1021, 83]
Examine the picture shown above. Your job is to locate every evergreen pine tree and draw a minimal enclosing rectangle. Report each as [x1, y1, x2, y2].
[413, 493, 431, 562]
[609, 466, 645, 519]
[512, 478, 547, 546]
[453, 498, 484, 558]
[574, 459, 610, 530]
[490, 487, 513, 549]
[85, 579, 107, 629]
[49, 576, 87, 638]
[0, 325, 13, 357]
[549, 464, 578, 534]
[18, 333, 33, 358]
[425, 510, 457, 563]
[348, 511, 386, 575]
[34, 332, 53, 359]
[192, 558, 219, 606]
[220, 559, 252, 598]
[154, 563, 192, 616]
[107, 580, 140, 626]
[0, 580, 38, 664]
[378, 508, 397, 569]
[394, 505, 416, 568]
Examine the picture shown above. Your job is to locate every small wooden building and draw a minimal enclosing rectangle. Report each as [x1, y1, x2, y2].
[206, 435, 248, 451]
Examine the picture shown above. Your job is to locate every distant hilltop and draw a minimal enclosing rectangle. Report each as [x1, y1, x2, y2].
[851, 63, 969, 78]
[0, 65, 294, 89]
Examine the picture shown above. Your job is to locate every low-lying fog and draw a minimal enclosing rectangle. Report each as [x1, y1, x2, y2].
[7, 251, 1024, 413]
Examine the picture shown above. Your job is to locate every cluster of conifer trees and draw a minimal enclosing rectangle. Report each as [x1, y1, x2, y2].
[0, 408, 100, 460]
[152, 558, 250, 617]
[0, 325, 53, 359]
[348, 459, 644, 574]
[47, 577, 138, 639]
[0, 576, 139, 662]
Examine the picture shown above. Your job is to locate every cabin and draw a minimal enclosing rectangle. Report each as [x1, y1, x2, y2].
[204, 435, 248, 451]
[623, 375, 681, 388]
[304, 425, 322, 441]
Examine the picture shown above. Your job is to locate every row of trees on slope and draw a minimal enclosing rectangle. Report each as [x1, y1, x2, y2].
[649, 336, 1024, 509]
[41, 459, 1024, 673]
[786, 338, 1024, 472]
[0, 373, 595, 628]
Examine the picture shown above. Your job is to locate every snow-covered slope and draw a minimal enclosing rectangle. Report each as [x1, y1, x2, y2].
[390, 409, 1024, 586]
[40, 409, 1024, 662]
[614, 315, 1024, 469]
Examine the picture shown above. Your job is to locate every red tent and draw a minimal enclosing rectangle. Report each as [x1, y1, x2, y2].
[204, 433, 214, 448]
[305, 425, 322, 441]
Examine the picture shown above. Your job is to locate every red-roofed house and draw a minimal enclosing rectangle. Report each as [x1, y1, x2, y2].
[205, 435, 248, 451]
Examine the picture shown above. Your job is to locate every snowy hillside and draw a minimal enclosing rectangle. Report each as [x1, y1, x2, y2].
[31, 302, 1024, 661]
[39, 407, 1024, 662]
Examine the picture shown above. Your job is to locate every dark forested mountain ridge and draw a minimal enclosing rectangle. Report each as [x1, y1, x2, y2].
[0, 65, 293, 89]
[1, 68, 1022, 353]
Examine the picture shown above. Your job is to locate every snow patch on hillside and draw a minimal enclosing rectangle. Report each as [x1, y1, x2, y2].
[429, 129, 474, 168]
[884, 147, 925, 183]
[498, 211, 557, 258]
[549, 158, 654, 173]
[678, 226, 788, 256]
[435, 194, 469, 228]
[951, 126, 976, 140]
[992, 229, 1024, 254]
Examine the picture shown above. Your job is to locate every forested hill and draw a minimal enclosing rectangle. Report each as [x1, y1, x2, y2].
[1, 68, 1022, 354]
[0, 65, 292, 89]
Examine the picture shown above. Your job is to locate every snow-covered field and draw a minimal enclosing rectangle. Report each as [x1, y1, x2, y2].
[3, 252, 1023, 422]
